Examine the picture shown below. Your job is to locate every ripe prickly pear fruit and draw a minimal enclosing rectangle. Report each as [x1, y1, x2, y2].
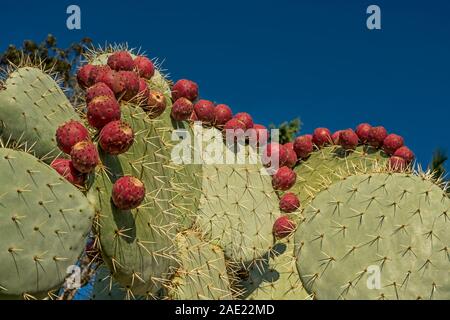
[223, 118, 247, 140]
[86, 82, 115, 103]
[90, 65, 112, 84]
[394, 146, 415, 163]
[234, 112, 254, 130]
[56, 120, 90, 154]
[312, 128, 332, 147]
[339, 129, 359, 150]
[143, 89, 167, 118]
[273, 215, 296, 239]
[332, 130, 342, 145]
[138, 78, 150, 97]
[77, 64, 96, 88]
[134, 56, 155, 79]
[279, 192, 300, 213]
[51, 158, 86, 186]
[171, 97, 194, 121]
[389, 156, 406, 172]
[355, 123, 372, 143]
[214, 104, 233, 127]
[107, 51, 135, 71]
[99, 121, 134, 155]
[284, 143, 298, 168]
[116, 71, 140, 101]
[272, 166, 296, 191]
[194, 99, 215, 125]
[172, 79, 199, 101]
[112, 176, 146, 210]
[87, 95, 121, 130]
[70, 141, 99, 173]
[382, 134, 404, 155]
[294, 134, 314, 159]
[263, 143, 288, 167]
[367, 126, 388, 148]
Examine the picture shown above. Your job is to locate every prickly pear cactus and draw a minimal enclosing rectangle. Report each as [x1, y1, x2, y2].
[197, 128, 281, 267]
[167, 230, 234, 300]
[0, 148, 94, 299]
[237, 239, 311, 300]
[291, 145, 387, 205]
[90, 266, 142, 300]
[295, 172, 450, 299]
[88, 103, 179, 296]
[0, 66, 83, 161]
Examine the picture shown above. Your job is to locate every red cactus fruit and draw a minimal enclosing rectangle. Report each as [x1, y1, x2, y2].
[99, 121, 134, 155]
[394, 146, 415, 163]
[112, 176, 146, 210]
[70, 141, 99, 173]
[51, 158, 86, 186]
[77, 64, 97, 88]
[134, 56, 155, 79]
[284, 144, 298, 168]
[115, 71, 140, 101]
[339, 129, 359, 150]
[263, 143, 288, 168]
[172, 79, 199, 101]
[90, 65, 112, 84]
[56, 120, 90, 154]
[272, 166, 297, 191]
[189, 111, 198, 122]
[382, 134, 404, 155]
[293, 135, 314, 159]
[214, 104, 233, 127]
[143, 90, 167, 118]
[332, 130, 342, 145]
[87, 95, 121, 130]
[313, 128, 332, 147]
[107, 51, 134, 71]
[279, 192, 300, 213]
[273, 215, 297, 239]
[86, 82, 115, 103]
[368, 126, 388, 148]
[234, 112, 254, 130]
[194, 99, 215, 125]
[138, 78, 150, 98]
[355, 123, 372, 143]
[389, 156, 407, 172]
[223, 118, 247, 140]
[171, 97, 194, 121]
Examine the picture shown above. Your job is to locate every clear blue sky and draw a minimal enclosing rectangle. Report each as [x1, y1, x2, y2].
[1, 0, 449, 170]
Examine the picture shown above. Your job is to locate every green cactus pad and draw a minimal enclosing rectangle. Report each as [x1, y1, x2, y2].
[168, 231, 233, 300]
[0, 67, 82, 161]
[295, 172, 450, 299]
[291, 145, 388, 206]
[0, 148, 94, 299]
[197, 128, 281, 266]
[238, 239, 311, 300]
[88, 103, 180, 296]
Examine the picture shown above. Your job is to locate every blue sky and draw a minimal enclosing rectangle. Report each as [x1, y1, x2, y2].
[1, 0, 449, 170]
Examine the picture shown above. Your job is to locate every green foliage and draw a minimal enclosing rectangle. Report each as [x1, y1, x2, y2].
[269, 118, 301, 144]
[0, 35, 93, 103]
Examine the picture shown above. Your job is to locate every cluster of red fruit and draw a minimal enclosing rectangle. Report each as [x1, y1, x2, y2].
[169, 79, 269, 137]
[50, 51, 160, 210]
[270, 124, 416, 240]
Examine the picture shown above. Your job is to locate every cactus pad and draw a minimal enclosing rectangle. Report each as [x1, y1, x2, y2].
[291, 145, 387, 205]
[167, 231, 233, 300]
[295, 172, 450, 299]
[0, 67, 82, 161]
[0, 148, 94, 299]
